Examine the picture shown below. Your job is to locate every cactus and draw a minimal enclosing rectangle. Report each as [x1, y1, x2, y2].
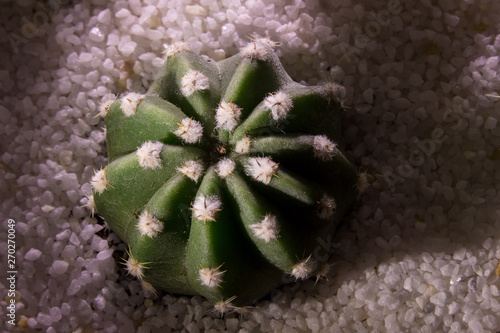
[89, 36, 358, 310]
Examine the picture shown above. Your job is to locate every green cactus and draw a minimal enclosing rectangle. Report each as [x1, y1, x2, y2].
[89, 36, 358, 311]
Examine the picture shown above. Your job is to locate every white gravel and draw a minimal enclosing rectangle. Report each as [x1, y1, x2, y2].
[1, 0, 500, 332]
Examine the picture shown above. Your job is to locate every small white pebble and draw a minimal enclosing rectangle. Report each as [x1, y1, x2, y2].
[51, 260, 69, 275]
[24, 248, 42, 261]
[484, 116, 497, 129]
[185, 5, 207, 16]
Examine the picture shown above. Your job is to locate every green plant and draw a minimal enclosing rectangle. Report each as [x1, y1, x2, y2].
[88, 36, 358, 311]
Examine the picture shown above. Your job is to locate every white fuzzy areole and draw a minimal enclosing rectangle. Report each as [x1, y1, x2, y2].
[174, 118, 203, 143]
[245, 156, 278, 184]
[315, 262, 331, 282]
[313, 135, 337, 160]
[249, 214, 280, 242]
[250, 34, 279, 49]
[120, 92, 144, 117]
[163, 41, 189, 57]
[199, 265, 225, 288]
[125, 255, 147, 281]
[83, 193, 96, 216]
[137, 211, 164, 238]
[91, 167, 110, 194]
[323, 81, 346, 104]
[141, 281, 158, 297]
[191, 194, 222, 222]
[241, 41, 269, 60]
[215, 158, 235, 178]
[234, 136, 251, 154]
[96, 94, 116, 117]
[181, 70, 209, 96]
[291, 256, 315, 280]
[136, 141, 164, 169]
[317, 194, 336, 219]
[177, 160, 204, 182]
[264, 91, 293, 121]
[212, 296, 237, 316]
[215, 100, 242, 131]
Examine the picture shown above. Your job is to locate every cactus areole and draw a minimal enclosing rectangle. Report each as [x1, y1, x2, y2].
[91, 36, 358, 310]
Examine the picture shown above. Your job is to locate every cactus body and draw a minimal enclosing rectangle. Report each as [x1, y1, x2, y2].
[91, 37, 358, 308]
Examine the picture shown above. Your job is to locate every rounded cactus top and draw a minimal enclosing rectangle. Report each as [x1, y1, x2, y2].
[90, 36, 358, 310]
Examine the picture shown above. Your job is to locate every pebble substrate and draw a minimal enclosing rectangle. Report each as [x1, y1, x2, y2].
[1, 0, 500, 332]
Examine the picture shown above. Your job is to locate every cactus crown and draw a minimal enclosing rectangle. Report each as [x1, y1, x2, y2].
[90, 36, 358, 307]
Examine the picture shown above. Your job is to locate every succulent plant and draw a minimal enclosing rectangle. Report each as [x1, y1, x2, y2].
[89, 36, 358, 311]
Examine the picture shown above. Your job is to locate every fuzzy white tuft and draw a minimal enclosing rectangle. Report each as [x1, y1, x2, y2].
[83, 193, 96, 216]
[317, 194, 336, 219]
[315, 262, 331, 282]
[163, 40, 189, 57]
[96, 94, 116, 117]
[136, 141, 164, 169]
[234, 136, 251, 154]
[124, 252, 148, 281]
[212, 296, 237, 317]
[249, 34, 279, 49]
[241, 41, 269, 60]
[264, 91, 293, 121]
[291, 256, 315, 280]
[120, 92, 144, 117]
[215, 100, 242, 131]
[313, 135, 337, 160]
[323, 81, 346, 105]
[137, 211, 164, 238]
[249, 213, 280, 242]
[174, 118, 204, 143]
[177, 160, 204, 182]
[181, 70, 209, 96]
[91, 167, 111, 194]
[215, 158, 235, 178]
[245, 156, 279, 184]
[141, 281, 158, 298]
[191, 194, 222, 223]
[199, 264, 225, 288]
